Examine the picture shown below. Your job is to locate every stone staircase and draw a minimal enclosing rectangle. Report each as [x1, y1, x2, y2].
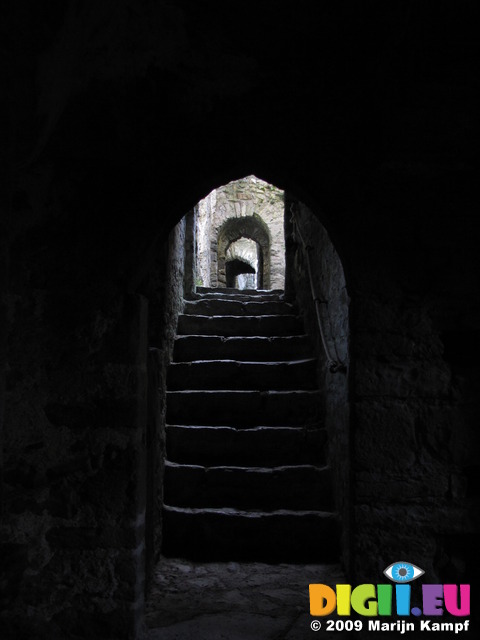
[162, 287, 340, 563]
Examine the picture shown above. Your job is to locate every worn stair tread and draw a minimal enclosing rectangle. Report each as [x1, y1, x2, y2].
[167, 389, 319, 395]
[166, 389, 321, 427]
[164, 460, 329, 473]
[167, 358, 317, 390]
[164, 461, 332, 510]
[173, 334, 313, 361]
[165, 425, 327, 467]
[163, 504, 337, 517]
[179, 314, 300, 321]
[177, 314, 303, 336]
[167, 389, 320, 399]
[195, 287, 284, 296]
[172, 357, 315, 363]
[183, 299, 295, 316]
[166, 424, 323, 430]
[162, 504, 340, 561]
[166, 423, 322, 431]
[165, 423, 327, 465]
[174, 334, 309, 340]
[188, 293, 285, 303]
[166, 424, 322, 429]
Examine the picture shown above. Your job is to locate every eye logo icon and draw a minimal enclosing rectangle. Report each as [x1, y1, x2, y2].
[383, 561, 424, 583]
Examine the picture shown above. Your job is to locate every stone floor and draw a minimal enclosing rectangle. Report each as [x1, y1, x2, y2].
[145, 558, 475, 639]
[145, 557, 347, 640]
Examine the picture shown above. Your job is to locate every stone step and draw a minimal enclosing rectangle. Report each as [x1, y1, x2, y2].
[173, 335, 313, 362]
[166, 425, 328, 466]
[164, 461, 333, 511]
[183, 298, 294, 316]
[177, 314, 303, 337]
[162, 505, 340, 562]
[167, 358, 317, 390]
[166, 390, 320, 427]
[195, 286, 284, 298]
[190, 292, 285, 303]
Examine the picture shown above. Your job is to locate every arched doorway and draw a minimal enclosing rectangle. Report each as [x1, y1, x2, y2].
[157, 177, 350, 567]
[217, 215, 270, 288]
[193, 176, 285, 291]
[145, 176, 351, 636]
[225, 257, 256, 289]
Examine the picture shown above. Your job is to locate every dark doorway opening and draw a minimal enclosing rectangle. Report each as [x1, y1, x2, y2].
[225, 257, 256, 289]
[145, 178, 350, 638]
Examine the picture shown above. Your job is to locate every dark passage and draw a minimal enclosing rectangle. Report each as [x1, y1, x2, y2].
[225, 258, 256, 289]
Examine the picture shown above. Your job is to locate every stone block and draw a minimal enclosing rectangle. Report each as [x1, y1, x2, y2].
[353, 400, 416, 471]
[355, 467, 449, 504]
[354, 358, 451, 398]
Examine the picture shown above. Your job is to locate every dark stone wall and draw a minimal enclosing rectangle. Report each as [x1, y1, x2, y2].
[3, 272, 149, 638]
[145, 220, 186, 597]
[347, 168, 479, 583]
[286, 198, 351, 570]
[2, 1, 479, 637]
[2, 175, 186, 638]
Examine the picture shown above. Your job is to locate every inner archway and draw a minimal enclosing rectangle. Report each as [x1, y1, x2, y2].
[193, 176, 285, 290]
[225, 237, 260, 289]
[217, 216, 271, 288]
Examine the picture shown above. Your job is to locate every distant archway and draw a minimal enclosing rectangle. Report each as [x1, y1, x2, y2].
[217, 215, 271, 289]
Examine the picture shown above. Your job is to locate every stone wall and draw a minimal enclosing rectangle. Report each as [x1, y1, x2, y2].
[145, 220, 186, 596]
[286, 196, 351, 569]
[195, 193, 216, 288]
[0, 163, 186, 638]
[349, 209, 477, 584]
[195, 176, 285, 289]
[287, 183, 478, 583]
[2, 278, 149, 638]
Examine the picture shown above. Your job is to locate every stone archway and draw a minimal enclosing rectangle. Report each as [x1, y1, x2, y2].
[217, 215, 271, 289]
[225, 237, 262, 289]
[194, 176, 285, 291]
